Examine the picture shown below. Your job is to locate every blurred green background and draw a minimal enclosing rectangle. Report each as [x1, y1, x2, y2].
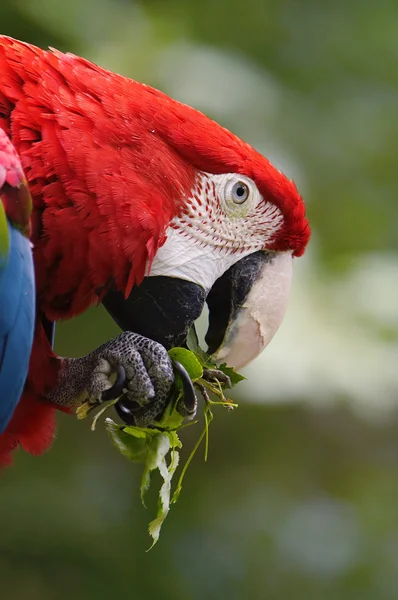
[1, 1, 398, 598]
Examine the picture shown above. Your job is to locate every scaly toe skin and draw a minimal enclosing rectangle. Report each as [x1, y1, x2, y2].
[91, 332, 175, 405]
[101, 347, 155, 406]
[47, 356, 116, 407]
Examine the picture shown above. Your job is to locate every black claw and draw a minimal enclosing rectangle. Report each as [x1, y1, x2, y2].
[102, 365, 127, 401]
[114, 397, 137, 426]
[172, 360, 197, 415]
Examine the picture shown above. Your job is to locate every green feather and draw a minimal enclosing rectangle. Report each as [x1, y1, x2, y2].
[0, 201, 9, 268]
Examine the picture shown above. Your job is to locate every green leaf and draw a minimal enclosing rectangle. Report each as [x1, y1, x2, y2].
[105, 419, 152, 463]
[186, 327, 209, 364]
[217, 363, 247, 386]
[167, 430, 182, 452]
[155, 391, 185, 430]
[107, 419, 182, 546]
[186, 326, 200, 352]
[143, 432, 181, 549]
[141, 432, 170, 507]
[0, 202, 9, 263]
[168, 347, 203, 380]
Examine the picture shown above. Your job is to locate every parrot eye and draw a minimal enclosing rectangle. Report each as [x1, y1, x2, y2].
[217, 173, 260, 215]
[231, 181, 250, 204]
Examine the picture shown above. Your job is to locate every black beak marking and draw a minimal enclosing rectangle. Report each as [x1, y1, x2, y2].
[205, 250, 274, 355]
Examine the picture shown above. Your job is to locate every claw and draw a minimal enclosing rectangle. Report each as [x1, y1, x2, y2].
[101, 365, 126, 401]
[173, 359, 197, 417]
[114, 396, 137, 426]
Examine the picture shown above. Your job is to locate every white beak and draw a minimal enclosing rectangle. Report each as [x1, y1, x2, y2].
[212, 251, 293, 369]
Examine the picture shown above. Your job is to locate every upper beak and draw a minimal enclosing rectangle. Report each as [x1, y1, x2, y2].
[102, 251, 292, 369]
[205, 251, 293, 369]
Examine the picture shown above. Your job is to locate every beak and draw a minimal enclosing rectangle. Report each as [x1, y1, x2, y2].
[102, 251, 292, 369]
[102, 276, 207, 350]
[205, 251, 293, 369]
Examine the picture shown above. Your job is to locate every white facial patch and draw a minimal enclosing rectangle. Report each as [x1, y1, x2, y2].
[147, 172, 283, 291]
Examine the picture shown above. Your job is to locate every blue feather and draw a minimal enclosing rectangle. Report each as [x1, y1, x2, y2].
[0, 220, 35, 433]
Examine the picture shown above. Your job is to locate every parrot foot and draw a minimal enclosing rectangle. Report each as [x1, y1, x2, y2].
[47, 332, 175, 426]
[114, 357, 198, 427]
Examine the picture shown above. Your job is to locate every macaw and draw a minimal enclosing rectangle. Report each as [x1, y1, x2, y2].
[0, 36, 310, 466]
[0, 127, 35, 433]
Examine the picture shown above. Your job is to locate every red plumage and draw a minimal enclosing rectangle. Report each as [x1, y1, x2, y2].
[0, 36, 310, 465]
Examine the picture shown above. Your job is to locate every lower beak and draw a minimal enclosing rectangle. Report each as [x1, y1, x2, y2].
[205, 251, 293, 369]
[102, 250, 292, 369]
[102, 276, 206, 350]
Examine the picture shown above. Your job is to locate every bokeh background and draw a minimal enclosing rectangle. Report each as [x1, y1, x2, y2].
[2, 1, 398, 598]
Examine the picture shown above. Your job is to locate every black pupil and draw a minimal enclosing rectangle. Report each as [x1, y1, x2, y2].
[236, 185, 246, 197]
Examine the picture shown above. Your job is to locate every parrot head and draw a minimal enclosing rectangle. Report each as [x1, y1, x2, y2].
[100, 86, 310, 368]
